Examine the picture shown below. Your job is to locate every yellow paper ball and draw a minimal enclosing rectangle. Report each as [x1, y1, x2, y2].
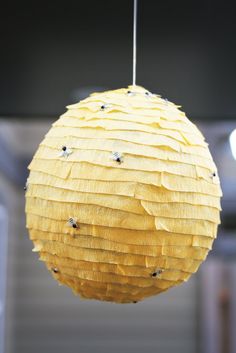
[25, 85, 222, 303]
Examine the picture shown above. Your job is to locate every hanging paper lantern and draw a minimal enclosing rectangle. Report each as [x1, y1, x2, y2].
[25, 85, 222, 303]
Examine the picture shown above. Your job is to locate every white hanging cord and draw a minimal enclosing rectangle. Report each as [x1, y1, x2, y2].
[132, 0, 138, 86]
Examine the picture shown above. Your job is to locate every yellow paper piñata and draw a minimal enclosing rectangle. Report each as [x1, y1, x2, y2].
[25, 85, 222, 303]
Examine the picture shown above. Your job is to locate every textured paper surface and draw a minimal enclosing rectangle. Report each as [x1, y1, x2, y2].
[25, 85, 222, 303]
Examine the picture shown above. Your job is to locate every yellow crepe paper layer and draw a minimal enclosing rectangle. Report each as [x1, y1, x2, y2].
[25, 85, 222, 303]
[26, 197, 218, 236]
[28, 168, 221, 196]
[51, 272, 166, 303]
[26, 184, 220, 221]
[27, 214, 213, 248]
[32, 239, 202, 272]
[40, 252, 192, 281]
[33, 146, 213, 181]
[29, 230, 210, 260]
[40, 137, 215, 169]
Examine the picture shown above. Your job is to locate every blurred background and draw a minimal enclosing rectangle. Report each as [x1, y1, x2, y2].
[0, 0, 236, 352]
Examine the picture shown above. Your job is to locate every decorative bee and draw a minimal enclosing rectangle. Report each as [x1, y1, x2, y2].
[100, 103, 112, 111]
[151, 269, 164, 278]
[211, 171, 218, 182]
[144, 91, 159, 98]
[52, 267, 59, 273]
[68, 217, 79, 229]
[111, 151, 123, 164]
[24, 181, 28, 192]
[59, 146, 73, 158]
[127, 90, 136, 96]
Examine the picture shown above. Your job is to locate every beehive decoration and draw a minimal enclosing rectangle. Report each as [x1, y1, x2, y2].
[25, 85, 222, 303]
